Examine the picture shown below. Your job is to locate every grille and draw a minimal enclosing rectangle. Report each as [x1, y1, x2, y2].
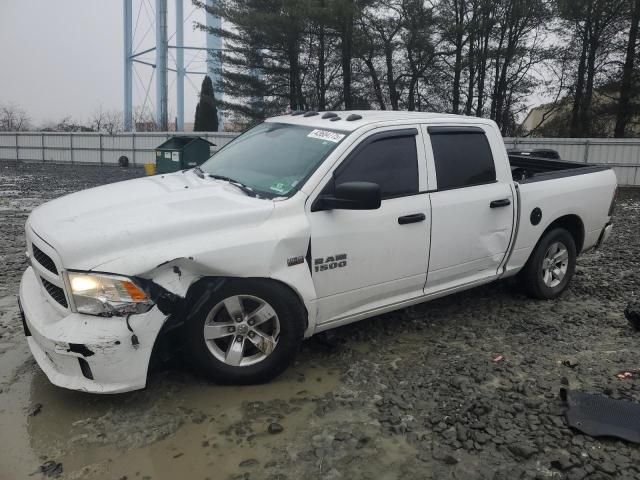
[41, 277, 68, 308]
[32, 244, 58, 275]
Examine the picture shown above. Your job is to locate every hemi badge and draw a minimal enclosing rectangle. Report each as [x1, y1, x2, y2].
[287, 256, 305, 267]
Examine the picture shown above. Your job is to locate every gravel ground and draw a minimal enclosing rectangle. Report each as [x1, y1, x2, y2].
[1, 161, 639, 480]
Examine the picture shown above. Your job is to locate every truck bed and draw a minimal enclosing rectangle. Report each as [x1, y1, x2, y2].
[509, 155, 610, 184]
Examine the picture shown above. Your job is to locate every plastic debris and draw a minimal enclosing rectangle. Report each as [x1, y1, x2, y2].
[268, 422, 284, 434]
[625, 302, 640, 330]
[34, 460, 63, 478]
[492, 355, 505, 363]
[561, 389, 640, 443]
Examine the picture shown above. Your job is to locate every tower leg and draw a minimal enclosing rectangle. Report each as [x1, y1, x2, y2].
[123, 0, 133, 131]
[176, 0, 185, 131]
[155, 0, 168, 131]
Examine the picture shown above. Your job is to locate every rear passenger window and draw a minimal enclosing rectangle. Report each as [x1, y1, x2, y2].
[429, 128, 496, 190]
[335, 134, 419, 198]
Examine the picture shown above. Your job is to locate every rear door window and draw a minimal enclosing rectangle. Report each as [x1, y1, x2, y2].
[429, 127, 496, 190]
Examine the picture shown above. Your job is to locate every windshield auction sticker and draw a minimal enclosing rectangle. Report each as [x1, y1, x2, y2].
[270, 182, 288, 194]
[307, 129, 345, 143]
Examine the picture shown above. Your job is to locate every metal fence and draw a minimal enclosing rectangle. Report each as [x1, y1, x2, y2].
[0, 131, 237, 168]
[1, 132, 639, 186]
[503, 137, 640, 187]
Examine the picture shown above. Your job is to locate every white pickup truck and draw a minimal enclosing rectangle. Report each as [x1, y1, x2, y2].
[19, 111, 617, 393]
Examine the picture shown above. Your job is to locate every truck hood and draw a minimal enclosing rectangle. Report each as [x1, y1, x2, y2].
[28, 170, 275, 271]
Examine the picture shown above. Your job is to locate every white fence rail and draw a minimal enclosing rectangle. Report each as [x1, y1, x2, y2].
[1, 132, 639, 186]
[0, 132, 237, 168]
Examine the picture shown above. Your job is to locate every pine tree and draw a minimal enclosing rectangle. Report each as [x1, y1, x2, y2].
[197, 0, 310, 122]
[194, 75, 219, 132]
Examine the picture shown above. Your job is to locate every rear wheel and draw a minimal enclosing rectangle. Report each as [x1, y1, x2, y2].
[184, 279, 305, 384]
[519, 228, 576, 300]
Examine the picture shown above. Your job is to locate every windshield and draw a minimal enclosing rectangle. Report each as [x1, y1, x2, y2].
[200, 122, 347, 198]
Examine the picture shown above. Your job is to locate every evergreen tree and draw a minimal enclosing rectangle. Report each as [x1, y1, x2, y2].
[194, 75, 219, 132]
[194, 0, 639, 137]
[197, 0, 310, 122]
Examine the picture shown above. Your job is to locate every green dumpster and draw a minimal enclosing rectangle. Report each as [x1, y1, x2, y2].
[154, 136, 216, 174]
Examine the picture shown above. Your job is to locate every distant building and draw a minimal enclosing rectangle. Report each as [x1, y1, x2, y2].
[521, 83, 639, 137]
[521, 104, 561, 133]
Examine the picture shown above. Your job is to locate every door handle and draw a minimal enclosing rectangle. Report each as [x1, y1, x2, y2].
[398, 213, 426, 225]
[490, 199, 511, 208]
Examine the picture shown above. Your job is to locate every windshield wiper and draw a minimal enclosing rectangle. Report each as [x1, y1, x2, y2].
[193, 165, 205, 178]
[209, 174, 258, 197]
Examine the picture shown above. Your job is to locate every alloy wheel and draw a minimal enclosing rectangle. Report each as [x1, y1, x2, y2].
[203, 294, 280, 367]
[541, 242, 569, 288]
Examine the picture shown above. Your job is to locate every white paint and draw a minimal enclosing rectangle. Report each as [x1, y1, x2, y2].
[19, 111, 618, 393]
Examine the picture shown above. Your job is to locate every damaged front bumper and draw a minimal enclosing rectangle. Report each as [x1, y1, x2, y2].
[19, 266, 168, 394]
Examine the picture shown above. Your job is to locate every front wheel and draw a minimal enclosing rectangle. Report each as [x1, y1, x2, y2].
[184, 279, 305, 384]
[519, 228, 577, 300]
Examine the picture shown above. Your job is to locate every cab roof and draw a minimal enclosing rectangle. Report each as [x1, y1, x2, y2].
[266, 110, 492, 132]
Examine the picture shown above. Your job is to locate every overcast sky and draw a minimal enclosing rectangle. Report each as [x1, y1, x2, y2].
[0, 0, 209, 126]
[1, 1, 549, 128]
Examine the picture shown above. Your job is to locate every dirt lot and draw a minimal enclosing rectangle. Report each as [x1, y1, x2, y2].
[1, 162, 639, 480]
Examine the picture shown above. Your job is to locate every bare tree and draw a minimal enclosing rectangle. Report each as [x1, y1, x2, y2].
[361, 0, 406, 110]
[523, 50, 573, 136]
[557, 0, 627, 137]
[132, 106, 159, 132]
[437, 0, 472, 114]
[41, 116, 92, 132]
[0, 102, 31, 131]
[614, 0, 640, 137]
[89, 106, 124, 134]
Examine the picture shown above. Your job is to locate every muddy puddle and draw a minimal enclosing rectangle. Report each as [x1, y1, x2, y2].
[1, 326, 421, 480]
[0, 338, 345, 480]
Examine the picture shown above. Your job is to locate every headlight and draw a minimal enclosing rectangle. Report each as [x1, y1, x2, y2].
[67, 272, 154, 316]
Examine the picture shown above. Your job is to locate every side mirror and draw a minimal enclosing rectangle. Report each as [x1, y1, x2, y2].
[313, 181, 381, 211]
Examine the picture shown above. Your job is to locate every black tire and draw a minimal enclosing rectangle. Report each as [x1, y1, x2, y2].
[519, 228, 577, 300]
[184, 278, 305, 384]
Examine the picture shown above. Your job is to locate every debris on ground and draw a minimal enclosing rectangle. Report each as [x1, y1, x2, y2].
[28, 403, 43, 417]
[561, 388, 640, 443]
[625, 301, 640, 330]
[33, 460, 63, 478]
[267, 423, 284, 434]
[492, 354, 504, 363]
[239, 458, 260, 468]
[616, 371, 635, 380]
[562, 358, 579, 368]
